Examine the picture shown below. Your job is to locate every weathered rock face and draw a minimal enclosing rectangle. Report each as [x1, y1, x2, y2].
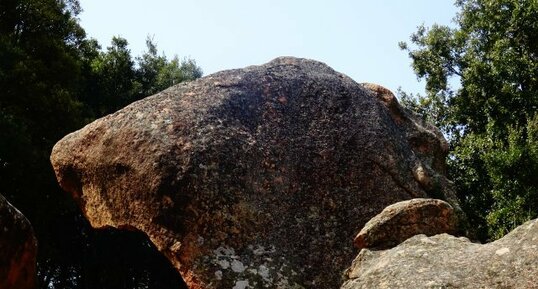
[342, 218, 538, 289]
[354, 198, 458, 250]
[50, 57, 459, 288]
[0, 194, 37, 289]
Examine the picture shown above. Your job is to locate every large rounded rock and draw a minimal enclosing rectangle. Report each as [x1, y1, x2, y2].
[0, 194, 37, 289]
[51, 57, 459, 288]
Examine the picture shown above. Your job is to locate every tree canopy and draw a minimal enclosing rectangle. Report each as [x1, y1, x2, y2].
[0, 0, 201, 288]
[400, 0, 538, 240]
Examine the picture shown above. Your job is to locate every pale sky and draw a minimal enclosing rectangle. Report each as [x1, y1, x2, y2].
[78, 0, 458, 95]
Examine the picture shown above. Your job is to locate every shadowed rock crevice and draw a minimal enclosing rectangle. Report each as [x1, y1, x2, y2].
[51, 57, 459, 288]
[76, 227, 188, 289]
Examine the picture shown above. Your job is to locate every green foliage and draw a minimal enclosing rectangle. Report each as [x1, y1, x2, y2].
[84, 36, 203, 117]
[89, 36, 137, 115]
[156, 56, 203, 89]
[482, 116, 538, 239]
[1, 0, 200, 288]
[397, 88, 453, 131]
[400, 0, 538, 241]
[135, 37, 203, 99]
[136, 37, 167, 97]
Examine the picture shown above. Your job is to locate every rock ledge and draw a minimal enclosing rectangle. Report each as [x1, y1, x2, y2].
[343, 218, 538, 289]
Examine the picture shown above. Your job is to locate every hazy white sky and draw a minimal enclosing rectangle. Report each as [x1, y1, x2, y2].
[79, 0, 457, 95]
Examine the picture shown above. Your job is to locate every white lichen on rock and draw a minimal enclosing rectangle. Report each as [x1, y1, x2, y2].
[208, 243, 304, 288]
[495, 247, 510, 256]
[217, 259, 230, 270]
[231, 259, 246, 273]
[232, 280, 250, 289]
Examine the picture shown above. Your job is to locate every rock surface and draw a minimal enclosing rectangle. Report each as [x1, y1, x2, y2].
[51, 57, 459, 288]
[0, 194, 37, 289]
[342, 218, 538, 289]
[354, 198, 457, 250]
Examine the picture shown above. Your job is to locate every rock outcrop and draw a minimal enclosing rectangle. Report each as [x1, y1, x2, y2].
[0, 194, 37, 289]
[354, 198, 457, 250]
[342, 218, 538, 289]
[51, 57, 459, 288]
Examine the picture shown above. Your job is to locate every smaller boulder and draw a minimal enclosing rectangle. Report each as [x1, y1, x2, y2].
[0, 194, 37, 289]
[353, 198, 457, 250]
[342, 218, 538, 288]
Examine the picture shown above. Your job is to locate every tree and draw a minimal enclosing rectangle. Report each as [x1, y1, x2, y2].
[89, 36, 136, 116]
[1, 1, 200, 288]
[155, 56, 203, 90]
[400, 0, 538, 240]
[85, 36, 203, 117]
[1, 0, 93, 287]
[135, 37, 203, 98]
[135, 37, 167, 97]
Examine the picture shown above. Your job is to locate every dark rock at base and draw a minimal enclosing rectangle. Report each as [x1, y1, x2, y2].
[0, 194, 37, 289]
[342, 218, 538, 289]
[51, 57, 459, 288]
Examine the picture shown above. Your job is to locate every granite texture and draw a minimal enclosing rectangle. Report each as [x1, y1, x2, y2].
[51, 57, 458, 288]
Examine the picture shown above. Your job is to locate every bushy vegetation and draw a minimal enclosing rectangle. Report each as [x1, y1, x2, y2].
[400, 0, 538, 241]
[0, 0, 200, 287]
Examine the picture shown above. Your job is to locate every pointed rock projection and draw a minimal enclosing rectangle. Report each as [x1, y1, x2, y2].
[0, 194, 37, 289]
[51, 57, 460, 288]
